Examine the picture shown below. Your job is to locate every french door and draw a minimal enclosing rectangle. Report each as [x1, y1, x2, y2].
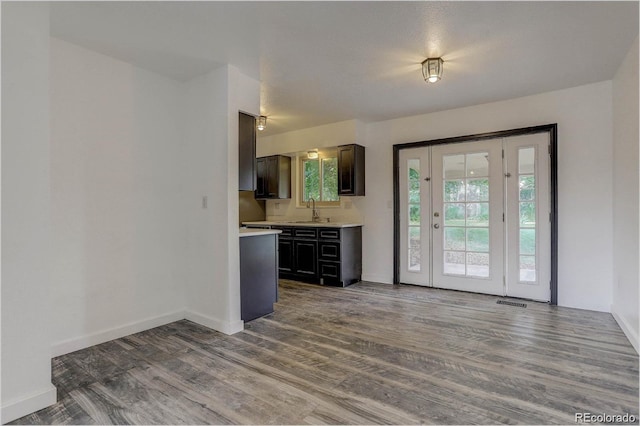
[398, 133, 551, 301]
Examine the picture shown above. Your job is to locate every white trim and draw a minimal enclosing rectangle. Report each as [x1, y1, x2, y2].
[612, 309, 639, 354]
[185, 310, 244, 335]
[361, 274, 393, 284]
[1, 384, 57, 424]
[50, 311, 185, 357]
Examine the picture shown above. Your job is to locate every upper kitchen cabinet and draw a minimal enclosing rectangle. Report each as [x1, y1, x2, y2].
[337, 144, 365, 196]
[239, 112, 256, 191]
[256, 155, 291, 199]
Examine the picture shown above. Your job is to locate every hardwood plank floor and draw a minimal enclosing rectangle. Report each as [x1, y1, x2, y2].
[11, 280, 639, 425]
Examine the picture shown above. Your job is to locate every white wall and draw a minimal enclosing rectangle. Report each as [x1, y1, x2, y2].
[1, 3, 57, 423]
[612, 37, 639, 351]
[49, 38, 188, 355]
[261, 82, 616, 312]
[183, 65, 259, 333]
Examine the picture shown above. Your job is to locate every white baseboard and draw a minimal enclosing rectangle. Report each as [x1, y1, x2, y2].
[185, 310, 244, 335]
[1, 383, 57, 424]
[612, 309, 639, 354]
[361, 274, 393, 284]
[51, 310, 186, 357]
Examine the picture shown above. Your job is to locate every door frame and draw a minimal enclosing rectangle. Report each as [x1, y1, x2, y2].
[392, 124, 558, 305]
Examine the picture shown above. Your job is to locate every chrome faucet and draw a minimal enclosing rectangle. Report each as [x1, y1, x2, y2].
[306, 197, 321, 222]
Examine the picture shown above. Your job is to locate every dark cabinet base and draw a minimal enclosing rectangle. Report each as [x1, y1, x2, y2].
[277, 226, 362, 287]
[240, 234, 278, 322]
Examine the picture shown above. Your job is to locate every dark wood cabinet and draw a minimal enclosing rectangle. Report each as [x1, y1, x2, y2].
[293, 240, 318, 278]
[240, 233, 278, 322]
[255, 155, 291, 199]
[238, 112, 256, 191]
[337, 144, 365, 196]
[272, 225, 362, 287]
[317, 226, 362, 286]
[277, 238, 294, 274]
[275, 226, 317, 280]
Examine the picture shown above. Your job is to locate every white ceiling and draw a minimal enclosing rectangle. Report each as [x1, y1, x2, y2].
[49, 1, 638, 136]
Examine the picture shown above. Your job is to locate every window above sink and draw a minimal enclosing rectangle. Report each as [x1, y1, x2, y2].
[298, 148, 340, 207]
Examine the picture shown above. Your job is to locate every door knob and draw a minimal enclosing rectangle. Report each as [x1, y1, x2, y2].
[434, 223, 440, 229]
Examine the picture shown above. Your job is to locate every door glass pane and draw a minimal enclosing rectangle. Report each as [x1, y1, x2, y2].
[519, 202, 536, 226]
[466, 153, 489, 177]
[442, 152, 491, 278]
[409, 181, 420, 203]
[409, 226, 420, 271]
[443, 155, 465, 179]
[520, 256, 536, 281]
[409, 247, 421, 271]
[520, 229, 535, 255]
[445, 203, 465, 225]
[518, 147, 536, 282]
[467, 253, 490, 278]
[407, 159, 421, 272]
[467, 228, 489, 252]
[445, 180, 465, 202]
[409, 205, 420, 226]
[467, 178, 489, 201]
[408, 159, 420, 177]
[444, 251, 465, 275]
[444, 227, 465, 250]
[518, 147, 535, 174]
[409, 226, 420, 248]
[466, 203, 489, 227]
[519, 176, 535, 201]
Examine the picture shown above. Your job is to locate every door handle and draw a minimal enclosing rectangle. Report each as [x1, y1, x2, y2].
[434, 223, 440, 229]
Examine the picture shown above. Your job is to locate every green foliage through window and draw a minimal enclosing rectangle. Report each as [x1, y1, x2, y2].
[302, 153, 339, 203]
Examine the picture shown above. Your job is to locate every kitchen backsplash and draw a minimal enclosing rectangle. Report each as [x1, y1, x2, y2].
[265, 197, 364, 224]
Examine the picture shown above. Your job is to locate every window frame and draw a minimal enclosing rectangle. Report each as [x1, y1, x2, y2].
[298, 149, 341, 207]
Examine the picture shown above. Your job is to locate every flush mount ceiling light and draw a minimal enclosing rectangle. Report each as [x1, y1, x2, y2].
[257, 116, 267, 131]
[421, 57, 444, 83]
[307, 150, 319, 159]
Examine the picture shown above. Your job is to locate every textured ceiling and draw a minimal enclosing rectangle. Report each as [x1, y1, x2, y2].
[49, 1, 639, 136]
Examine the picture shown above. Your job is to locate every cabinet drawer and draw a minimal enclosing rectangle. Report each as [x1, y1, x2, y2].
[318, 229, 340, 240]
[319, 241, 341, 261]
[272, 226, 293, 237]
[294, 228, 317, 239]
[319, 261, 341, 284]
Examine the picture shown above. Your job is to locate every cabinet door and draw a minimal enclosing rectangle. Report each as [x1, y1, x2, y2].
[278, 238, 294, 274]
[266, 156, 279, 198]
[338, 144, 365, 196]
[294, 240, 317, 277]
[255, 157, 267, 198]
[238, 113, 256, 191]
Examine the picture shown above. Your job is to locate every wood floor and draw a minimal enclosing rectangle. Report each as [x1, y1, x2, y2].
[11, 280, 639, 425]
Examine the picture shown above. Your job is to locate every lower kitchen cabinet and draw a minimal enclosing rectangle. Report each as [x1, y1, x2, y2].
[240, 233, 278, 322]
[274, 225, 361, 287]
[318, 227, 362, 286]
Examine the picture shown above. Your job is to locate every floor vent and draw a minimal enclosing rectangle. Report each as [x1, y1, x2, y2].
[497, 300, 527, 308]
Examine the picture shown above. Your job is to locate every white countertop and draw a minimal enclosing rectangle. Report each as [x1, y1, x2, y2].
[242, 220, 363, 229]
[239, 228, 283, 238]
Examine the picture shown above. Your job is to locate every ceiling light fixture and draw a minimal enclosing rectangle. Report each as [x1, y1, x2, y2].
[307, 150, 319, 159]
[421, 57, 444, 83]
[257, 115, 267, 131]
